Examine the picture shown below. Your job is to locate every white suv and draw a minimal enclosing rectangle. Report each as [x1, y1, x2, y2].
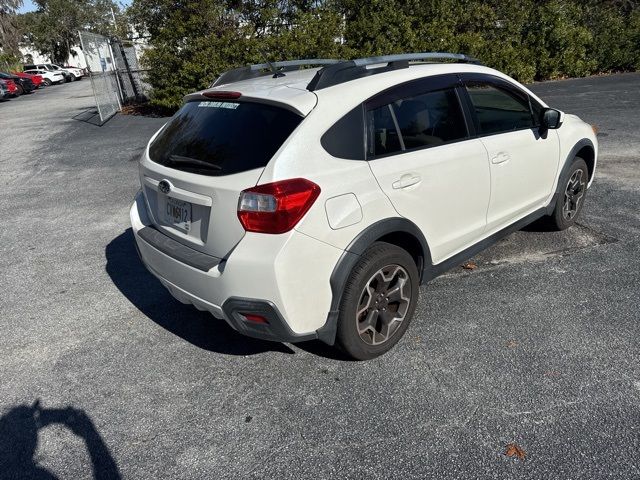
[23, 69, 65, 86]
[24, 63, 83, 81]
[131, 53, 597, 360]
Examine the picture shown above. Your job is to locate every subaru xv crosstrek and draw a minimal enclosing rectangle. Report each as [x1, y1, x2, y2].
[131, 53, 597, 360]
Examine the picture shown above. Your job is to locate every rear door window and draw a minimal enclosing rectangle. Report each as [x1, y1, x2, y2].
[367, 104, 404, 157]
[149, 100, 303, 176]
[394, 89, 468, 149]
[366, 86, 468, 158]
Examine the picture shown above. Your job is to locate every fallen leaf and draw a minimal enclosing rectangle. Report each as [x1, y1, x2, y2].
[462, 261, 477, 270]
[506, 340, 518, 349]
[505, 443, 526, 461]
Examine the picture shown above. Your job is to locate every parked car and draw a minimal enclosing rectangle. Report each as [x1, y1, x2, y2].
[23, 63, 82, 82]
[23, 69, 65, 86]
[61, 65, 85, 78]
[0, 72, 35, 95]
[130, 52, 598, 360]
[0, 80, 7, 98]
[12, 71, 44, 88]
[0, 78, 19, 97]
[24, 63, 68, 82]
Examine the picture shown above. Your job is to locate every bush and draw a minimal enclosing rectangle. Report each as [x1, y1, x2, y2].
[127, 0, 640, 110]
[0, 53, 21, 72]
[524, 1, 596, 80]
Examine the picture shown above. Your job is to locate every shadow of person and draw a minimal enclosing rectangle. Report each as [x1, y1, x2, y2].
[0, 400, 121, 480]
[105, 228, 294, 356]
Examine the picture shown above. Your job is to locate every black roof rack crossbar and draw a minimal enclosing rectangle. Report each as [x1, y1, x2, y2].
[212, 59, 341, 87]
[306, 52, 482, 91]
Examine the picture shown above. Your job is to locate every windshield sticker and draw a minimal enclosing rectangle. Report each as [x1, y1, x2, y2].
[198, 101, 240, 109]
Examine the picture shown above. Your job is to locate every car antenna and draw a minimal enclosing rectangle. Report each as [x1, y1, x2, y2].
[260, 50, 285, 78]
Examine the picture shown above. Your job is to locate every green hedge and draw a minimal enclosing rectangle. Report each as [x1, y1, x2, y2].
[127, 0, 640, 110]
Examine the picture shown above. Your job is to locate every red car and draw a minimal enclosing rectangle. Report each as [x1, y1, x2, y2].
[1, 79, 19, 96]
[12, 71, 44, 88]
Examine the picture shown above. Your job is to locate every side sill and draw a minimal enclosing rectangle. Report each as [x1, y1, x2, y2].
[423, 206, 547, 281]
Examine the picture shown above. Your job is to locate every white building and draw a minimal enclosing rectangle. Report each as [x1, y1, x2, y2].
[19, 44, 88, 69]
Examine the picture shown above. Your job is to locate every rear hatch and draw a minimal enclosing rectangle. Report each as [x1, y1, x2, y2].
[140, 96, 306, 259]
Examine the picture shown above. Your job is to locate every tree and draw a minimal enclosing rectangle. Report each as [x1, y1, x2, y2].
[127, 0, 640, 110]
[18, 0, 123, 63]
[128, 0, 343, 109]
[0, 0, 22, 58]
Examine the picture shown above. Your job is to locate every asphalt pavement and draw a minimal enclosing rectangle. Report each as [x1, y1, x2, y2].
[0, 73, 639, 479]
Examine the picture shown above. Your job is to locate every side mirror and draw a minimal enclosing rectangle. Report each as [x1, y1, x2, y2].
[540, 108, 563, 131]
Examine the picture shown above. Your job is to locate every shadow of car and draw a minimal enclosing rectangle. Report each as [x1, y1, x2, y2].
[105, 228, 295, 356]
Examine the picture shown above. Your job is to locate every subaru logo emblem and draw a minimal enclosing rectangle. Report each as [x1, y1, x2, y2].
[158, 180, 171, 194]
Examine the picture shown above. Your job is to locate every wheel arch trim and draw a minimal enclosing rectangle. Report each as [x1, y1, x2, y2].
[316, 217, 432, 345]
[548, 138, 595, 214]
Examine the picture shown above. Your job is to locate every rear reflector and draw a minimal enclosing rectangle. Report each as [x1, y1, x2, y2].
[242, 313, 269, 325]
[203, 90, 242, 99]
[237, 178, 321, 234]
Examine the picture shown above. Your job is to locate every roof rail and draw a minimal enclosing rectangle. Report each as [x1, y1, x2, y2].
[211, 59, 341, 87]
[306, 52, 482, 91]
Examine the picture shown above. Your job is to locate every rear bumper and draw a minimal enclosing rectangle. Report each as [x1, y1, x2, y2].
[130, 191, 342, 343]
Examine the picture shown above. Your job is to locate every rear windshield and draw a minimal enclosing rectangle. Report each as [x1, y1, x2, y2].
[149, 100, 303, 176]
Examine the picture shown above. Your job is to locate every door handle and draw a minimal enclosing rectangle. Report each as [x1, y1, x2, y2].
[491, 152, 510, 164]
[392, 174, 422, 189]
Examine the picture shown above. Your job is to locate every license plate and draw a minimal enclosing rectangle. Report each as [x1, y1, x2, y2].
[164, 196, 191, 231]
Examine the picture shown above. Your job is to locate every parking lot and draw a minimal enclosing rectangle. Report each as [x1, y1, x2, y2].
[1, 74, 639, 479]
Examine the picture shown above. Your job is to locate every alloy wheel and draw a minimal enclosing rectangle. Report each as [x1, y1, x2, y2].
[356, 264, 412, 346]
[562, 169, 586, 220]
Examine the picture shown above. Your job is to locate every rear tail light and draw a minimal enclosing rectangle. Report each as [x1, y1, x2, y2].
[238, 178, 321, 234]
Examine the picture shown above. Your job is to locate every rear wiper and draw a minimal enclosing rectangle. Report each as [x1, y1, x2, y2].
[168, 154, 222, 170]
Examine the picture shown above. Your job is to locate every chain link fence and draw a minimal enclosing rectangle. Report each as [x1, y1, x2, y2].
[78, 31, 120, 123]
[111, 39, 151, 103]
[78, 31, 151, 124]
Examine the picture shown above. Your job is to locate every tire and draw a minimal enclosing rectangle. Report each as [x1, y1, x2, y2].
[15, 84, 23, 95]
[336, 242, 419, 360]
[44, 79, 52, 86]
[545, 157, 589, 231]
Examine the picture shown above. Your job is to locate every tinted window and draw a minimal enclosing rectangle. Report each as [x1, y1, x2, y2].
[529, 97, 543, 126]
[149, 100, 302, 176]
[395, 89, 467, 149]
[367, 88, 467, 158]
[367, 104, 403, 157]
[466, 83, 535, 135]
[321, 105, 365, 160]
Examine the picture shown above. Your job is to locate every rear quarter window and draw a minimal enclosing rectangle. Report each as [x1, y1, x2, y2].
[321, 106, 365, 160]
[150, 100, 303, 176]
